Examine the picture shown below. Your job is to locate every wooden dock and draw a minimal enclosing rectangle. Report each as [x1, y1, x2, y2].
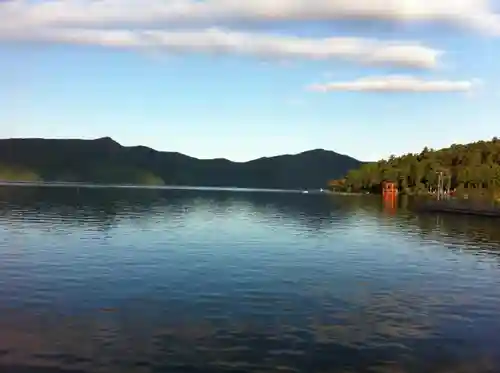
[415, 199, 500, 217]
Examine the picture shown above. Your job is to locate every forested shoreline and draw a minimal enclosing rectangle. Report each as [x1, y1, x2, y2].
[331, 138, 500, 199]
[3, 137, 500, 197]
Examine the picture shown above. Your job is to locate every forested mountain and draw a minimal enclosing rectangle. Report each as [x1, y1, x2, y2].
[342, 137, 500, 196]
[0, 137, 362, 189]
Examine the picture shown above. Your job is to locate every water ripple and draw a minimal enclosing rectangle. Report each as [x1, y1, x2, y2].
[0, 186, 500, 372]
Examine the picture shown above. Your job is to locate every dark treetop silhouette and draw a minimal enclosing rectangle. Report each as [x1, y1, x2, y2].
[0, 137, 362, 189]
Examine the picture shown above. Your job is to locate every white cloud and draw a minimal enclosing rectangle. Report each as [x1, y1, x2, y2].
[0, 27, 441, 69]
[0, 0, 457, 69]
[2, 0, 500, 34]
[308, 75, 479, 93]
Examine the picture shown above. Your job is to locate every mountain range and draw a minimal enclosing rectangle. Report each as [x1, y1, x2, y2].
[0, 137, 362, 189]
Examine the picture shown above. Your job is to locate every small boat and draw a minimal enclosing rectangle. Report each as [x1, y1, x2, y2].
[302, 190, 309, 194]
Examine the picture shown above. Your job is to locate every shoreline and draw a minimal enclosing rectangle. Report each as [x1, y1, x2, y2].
[414, 199, 500, 218]
[0, 181, 364, 195]
[0, 181, 297, 193]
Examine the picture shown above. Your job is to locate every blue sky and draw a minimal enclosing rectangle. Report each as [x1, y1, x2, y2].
[1, 1, 500, 161]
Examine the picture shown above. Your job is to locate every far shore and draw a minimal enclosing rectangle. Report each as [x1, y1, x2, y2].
[0, 180, 366, 195]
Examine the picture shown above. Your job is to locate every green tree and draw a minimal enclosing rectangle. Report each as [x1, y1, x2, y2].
[0, 164, 40, 182]
[342, 138, 500, 198]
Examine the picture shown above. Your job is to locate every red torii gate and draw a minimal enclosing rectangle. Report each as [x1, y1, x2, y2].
[382, 181, 398, 199]
[382, 181, 398, 214]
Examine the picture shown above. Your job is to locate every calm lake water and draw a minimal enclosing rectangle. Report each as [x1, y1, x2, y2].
[0, 186, 500, 373]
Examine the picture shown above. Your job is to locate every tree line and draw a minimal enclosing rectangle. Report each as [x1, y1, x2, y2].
[329, 137, 500, 199]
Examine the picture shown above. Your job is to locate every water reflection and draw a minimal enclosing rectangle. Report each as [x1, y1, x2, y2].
[2, 186, 497, 244]
[0, 186, 500, 372]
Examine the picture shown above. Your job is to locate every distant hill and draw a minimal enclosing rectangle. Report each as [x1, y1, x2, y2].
[0, 137, 362, 189]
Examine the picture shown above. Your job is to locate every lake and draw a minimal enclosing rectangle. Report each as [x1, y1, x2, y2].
[0, 186, 499, 373]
